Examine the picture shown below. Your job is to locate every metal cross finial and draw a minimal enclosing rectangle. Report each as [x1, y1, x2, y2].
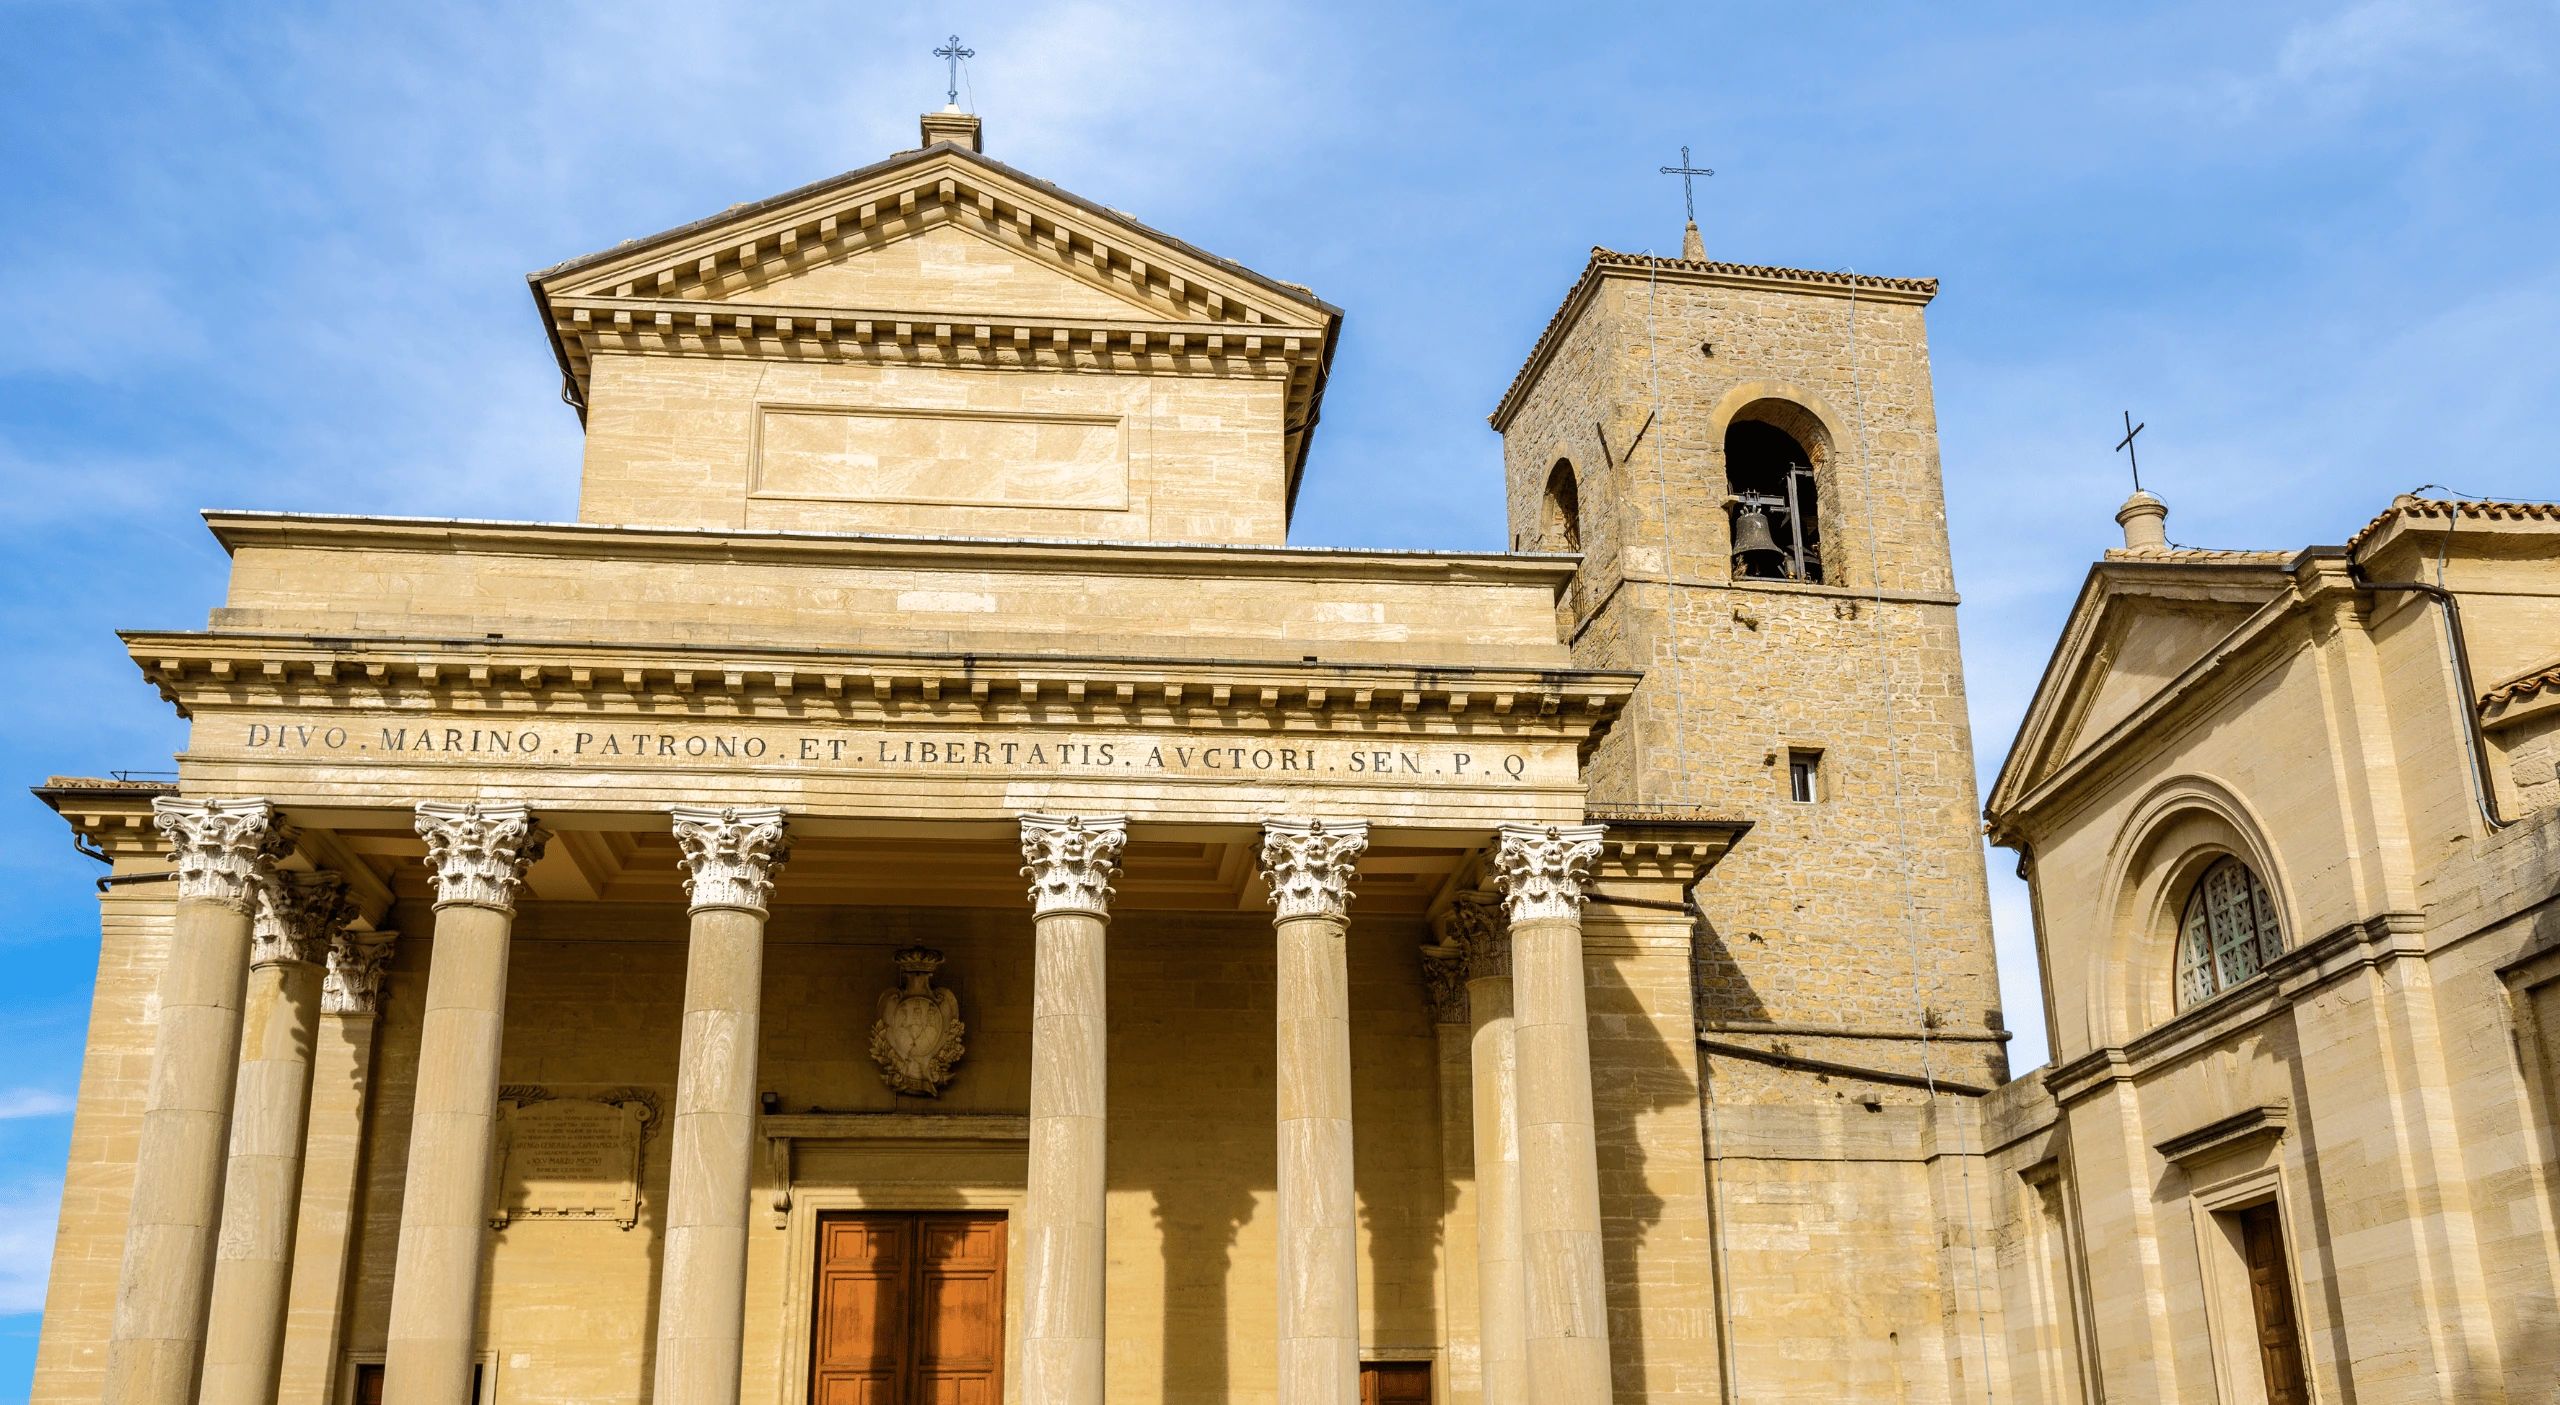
[933, 35, 974, 107]
[1660, 145, 1714, 224]
[2115, 411, 2145, 492]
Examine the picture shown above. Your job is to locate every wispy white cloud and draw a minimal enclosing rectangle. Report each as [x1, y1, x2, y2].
[0, 1179, 62, 1315]
[0, 1093, 73, 1122]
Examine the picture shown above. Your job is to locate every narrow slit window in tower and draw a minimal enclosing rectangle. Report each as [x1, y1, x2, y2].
[1542, 460, 1582, 551]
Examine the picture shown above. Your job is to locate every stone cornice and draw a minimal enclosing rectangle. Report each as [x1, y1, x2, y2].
[197, 510, 1579, 588]
[123, 630, 1636, 744]
[1985, 557, 2329, 844]
[33, 777, 179, 860]
[1489, 247, 1936, 431]
[2155, 1103, 2288, 1170]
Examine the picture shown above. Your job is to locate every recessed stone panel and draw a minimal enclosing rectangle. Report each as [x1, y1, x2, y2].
[753, 404, 1128, 511]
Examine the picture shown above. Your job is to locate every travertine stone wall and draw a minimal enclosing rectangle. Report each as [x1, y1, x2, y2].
[30, 881, 178, 1405]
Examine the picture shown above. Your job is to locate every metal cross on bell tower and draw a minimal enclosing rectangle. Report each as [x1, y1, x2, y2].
[934, 34, 974, 107]
[1660, 145, 1714, 259]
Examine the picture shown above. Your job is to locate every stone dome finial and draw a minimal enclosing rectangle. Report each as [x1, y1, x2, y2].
[2115, 489, 2169, 552]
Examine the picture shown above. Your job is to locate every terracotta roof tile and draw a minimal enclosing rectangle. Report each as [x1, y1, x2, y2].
[2481, 661, 2560, 711]
[2345, 497, 2560, 556]
[2102, 546, 2293, 564]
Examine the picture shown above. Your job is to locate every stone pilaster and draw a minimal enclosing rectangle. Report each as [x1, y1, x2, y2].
[103, 798, 292, 1405]
[279, 931, 397, 1405]
[201, 872, 353, 1405]
[384, 803, 545, 1405]
[1017, 814, 1126, 1405]
[1489, 823, 1612, 1404]
[1261, 819, 1370, 1405]
[655, 807, 789, 1405]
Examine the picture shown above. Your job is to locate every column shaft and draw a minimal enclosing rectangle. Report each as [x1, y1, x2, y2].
[651, 906, 769, 1405]
[1512, 912, 1612, 1401]
[278, 1010, 382, 1405]
[105, 798, 290, 1405]
[383, 900, 514, 1405]
[1276, 910, 1359, 1405]
[102, 896, 260, 1405]
[199, 955, 327, 1405]
[1469, 974, 1529, 1405]
[1021, 907, 1109, 1405]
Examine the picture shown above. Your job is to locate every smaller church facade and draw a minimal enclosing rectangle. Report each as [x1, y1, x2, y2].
[1980, 492, 2560, 1403]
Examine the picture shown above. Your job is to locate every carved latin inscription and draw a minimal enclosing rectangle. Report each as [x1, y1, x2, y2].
[488, 1087, 661, 1229]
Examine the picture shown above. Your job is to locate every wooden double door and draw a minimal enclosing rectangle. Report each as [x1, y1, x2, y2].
[811, 1212, 1006, 1405]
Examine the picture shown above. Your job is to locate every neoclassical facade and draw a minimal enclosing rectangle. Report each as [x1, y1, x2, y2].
[30, 108, 2016, 1405]
[1980, 492, 2560, 1403]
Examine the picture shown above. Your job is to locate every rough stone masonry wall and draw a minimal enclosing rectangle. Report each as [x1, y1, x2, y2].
[1497, 259, 2008, 1400]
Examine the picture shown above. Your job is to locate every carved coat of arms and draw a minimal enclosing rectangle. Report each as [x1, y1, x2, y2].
[870, 946, 965, 1096]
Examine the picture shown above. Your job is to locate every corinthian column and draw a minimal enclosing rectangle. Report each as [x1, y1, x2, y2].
[1260, 819, 1370, 1405]
[1449, 893, 1529, 1405]
[103, 798, 293, 1405]
[201, 870, 355, 1405]
[279, 930, 399, 1405]
[654, 806, 790, 1405]
[1017, 814, 1127, 1405]
[1489, 823, 1613, 1405]
[384, 803, 546, 1405]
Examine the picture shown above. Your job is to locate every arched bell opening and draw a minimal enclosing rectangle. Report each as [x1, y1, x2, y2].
[1541, 460, 1583, 551]
[1725, 419, 1821, 582]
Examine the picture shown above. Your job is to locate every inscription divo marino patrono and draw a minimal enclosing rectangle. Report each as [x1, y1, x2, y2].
[230, 721, 1539, 782]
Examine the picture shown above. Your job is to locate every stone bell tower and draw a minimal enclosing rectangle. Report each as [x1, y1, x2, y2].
[1489, 248, 2009, 1398]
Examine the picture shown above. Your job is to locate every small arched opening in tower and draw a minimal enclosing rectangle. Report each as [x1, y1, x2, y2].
[1725, 420, 1821, 582]
[1541, 459, 1582, 551]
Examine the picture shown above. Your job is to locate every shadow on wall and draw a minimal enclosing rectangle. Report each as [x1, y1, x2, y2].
[1586, 944, 1695, 1403]
[1694, 915, 1773, 1025]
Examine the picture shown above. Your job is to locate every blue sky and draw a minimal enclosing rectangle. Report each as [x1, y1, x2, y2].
[3, 0, 2556, 1394]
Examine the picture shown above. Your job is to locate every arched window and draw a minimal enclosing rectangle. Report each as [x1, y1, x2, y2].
[2175, 856, 2286, 1009]
[1541, 460, 1582, 551]
[1725, 419, 1821, 581]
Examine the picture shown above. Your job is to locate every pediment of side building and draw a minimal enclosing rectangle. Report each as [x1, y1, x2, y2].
[535, 147, 1331, 331]
[1996, 570, 2287, 814]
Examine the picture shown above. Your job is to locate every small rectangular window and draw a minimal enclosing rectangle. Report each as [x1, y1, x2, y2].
[1787, 749, 1821, 803]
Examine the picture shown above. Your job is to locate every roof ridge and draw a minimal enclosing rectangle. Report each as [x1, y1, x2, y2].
[2481, 658, 2560, 709]
[2345, 496, 2560, 555]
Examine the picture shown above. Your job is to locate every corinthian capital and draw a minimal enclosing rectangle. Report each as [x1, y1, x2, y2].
[1019, 814, 1128, 918]
[1259, 818, 1369, 922]
[252, 870, 355, 967]
[671, 806, 791, 913]
[1435, 891, 1510, 980]
[414, 802, 547, 912]
[152, 798, 295, 912]
[323, 931, 399, 1016]
[1489, 823, 1607, 925]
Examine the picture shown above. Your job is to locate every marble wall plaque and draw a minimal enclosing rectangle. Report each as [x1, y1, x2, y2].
[488, 1086, 660, 1229]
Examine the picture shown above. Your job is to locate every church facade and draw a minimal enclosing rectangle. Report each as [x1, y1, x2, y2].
[31, 109, 2012, 1405]
[1978, 492, 2560, 1403]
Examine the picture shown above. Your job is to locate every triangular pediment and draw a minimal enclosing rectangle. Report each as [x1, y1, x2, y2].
[533, 144, 1334, 333]
[1988, 561, 2291, 821]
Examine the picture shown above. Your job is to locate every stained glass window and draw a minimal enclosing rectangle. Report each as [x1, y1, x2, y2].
[2175, 856, 2285, 1010]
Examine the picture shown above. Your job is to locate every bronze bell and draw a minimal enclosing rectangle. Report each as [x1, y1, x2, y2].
[1731, 506, 1781, 557]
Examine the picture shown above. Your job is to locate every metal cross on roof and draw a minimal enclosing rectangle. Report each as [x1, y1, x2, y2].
[2116, 411, 2146, 492]
[934, 35, 974, 107]
[1659, 146, 1714, 224]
